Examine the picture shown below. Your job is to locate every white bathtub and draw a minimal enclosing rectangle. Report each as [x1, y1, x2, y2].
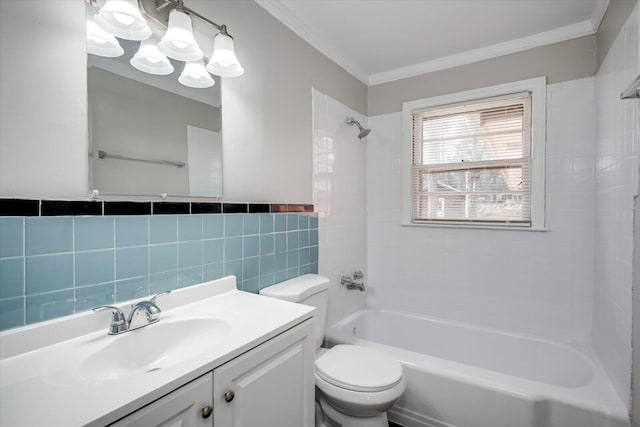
[324, 309, 629, 427]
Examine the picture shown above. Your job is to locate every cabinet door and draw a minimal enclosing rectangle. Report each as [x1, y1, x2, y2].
[213, 319, 315, 427]
[111, 373, 214, 427]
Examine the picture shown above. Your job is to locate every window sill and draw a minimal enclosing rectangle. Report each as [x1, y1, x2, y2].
[400, 222, 549, 232]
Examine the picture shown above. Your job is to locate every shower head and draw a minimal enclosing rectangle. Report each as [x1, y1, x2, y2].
[347, 117, 371, 139]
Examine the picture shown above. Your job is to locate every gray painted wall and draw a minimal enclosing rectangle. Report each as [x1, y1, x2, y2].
[596, 0, 638, 70]
[367, 35, 596, 116]
[0, 0, 88, 199]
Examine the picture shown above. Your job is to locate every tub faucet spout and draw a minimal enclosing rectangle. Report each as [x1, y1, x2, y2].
[349, 282, 365, 291]
[341, 275, 365, 291]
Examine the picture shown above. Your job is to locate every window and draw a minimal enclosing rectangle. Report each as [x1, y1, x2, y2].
[402, 77, 546, 229]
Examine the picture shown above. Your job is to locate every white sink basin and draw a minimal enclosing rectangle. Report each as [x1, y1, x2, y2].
[77, 318, 231, 382]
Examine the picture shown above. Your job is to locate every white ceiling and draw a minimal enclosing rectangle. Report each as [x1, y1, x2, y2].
[255, 0, 609, 86]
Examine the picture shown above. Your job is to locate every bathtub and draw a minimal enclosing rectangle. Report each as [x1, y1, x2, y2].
[323, 309, 629, 427]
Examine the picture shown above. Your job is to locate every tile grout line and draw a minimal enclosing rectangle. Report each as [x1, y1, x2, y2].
[22, 217, 26, 326]
[113, 216, 117, 304]
[147, 215, 151, 297]
[72, 217, 76, 315]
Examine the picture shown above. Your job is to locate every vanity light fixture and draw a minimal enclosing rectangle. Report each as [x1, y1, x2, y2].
[158, 8, 203, 61]
[94, 0, 152, 41]
[178, 60, 215, 88]
[130, 37, 174, 75]
[87, 0, 245, 86]
[87, 14, 124, 57]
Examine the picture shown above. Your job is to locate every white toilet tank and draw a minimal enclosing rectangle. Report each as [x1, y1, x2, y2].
[259, 274, 330, 349]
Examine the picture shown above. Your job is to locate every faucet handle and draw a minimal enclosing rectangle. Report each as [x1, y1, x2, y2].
[150, 290, 172, 304]
[131, 301, 162, 323]
[93, 305, 125, 319]
[93, 305, 128, 334]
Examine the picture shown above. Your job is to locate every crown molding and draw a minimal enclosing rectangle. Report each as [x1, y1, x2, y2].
[255, 0, 609, 87]
[368, 19, 596, 85]
[590, 0, 610, 32]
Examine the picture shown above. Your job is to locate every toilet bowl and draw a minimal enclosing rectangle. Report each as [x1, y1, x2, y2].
[315, 345, 406, 426]
[260, 274, 406, 427]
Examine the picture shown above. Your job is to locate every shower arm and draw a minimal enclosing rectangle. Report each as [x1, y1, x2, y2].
[347, 117, 363, 130]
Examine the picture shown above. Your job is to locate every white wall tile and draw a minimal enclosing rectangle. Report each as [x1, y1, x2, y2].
[593, 4, 639, 410]
[366, 77, 596, 344]
[312, 89, 367, 325]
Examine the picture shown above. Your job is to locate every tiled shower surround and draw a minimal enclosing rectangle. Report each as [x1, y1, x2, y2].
[0, 210, 318, 331]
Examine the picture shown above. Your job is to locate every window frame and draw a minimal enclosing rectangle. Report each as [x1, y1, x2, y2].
[401, 77, 547, 230]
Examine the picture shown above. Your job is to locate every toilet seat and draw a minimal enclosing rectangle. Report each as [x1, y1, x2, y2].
[315, 368, 407, 418]
[315, 371, 407, 413]
[315, 345, 404, 392]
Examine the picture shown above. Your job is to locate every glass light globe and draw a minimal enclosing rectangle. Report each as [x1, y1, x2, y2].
[94, 0, 151, 41]
[206, 32, 244, 77]
[158, 9, 203, 62]
[179, 60, 215, 88]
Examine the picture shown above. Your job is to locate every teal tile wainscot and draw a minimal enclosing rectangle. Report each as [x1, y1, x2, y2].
[0, 201, 318, 331]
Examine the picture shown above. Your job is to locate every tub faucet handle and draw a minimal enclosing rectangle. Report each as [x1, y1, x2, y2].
[353, 271, 364, 280]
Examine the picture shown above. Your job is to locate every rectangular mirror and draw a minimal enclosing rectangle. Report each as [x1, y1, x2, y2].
[87, 22, 222, 198]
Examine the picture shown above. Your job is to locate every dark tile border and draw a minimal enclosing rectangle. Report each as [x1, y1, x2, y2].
[153, 202, 190, 215]
[223, 203, 248, 213]
[0, 199, 39, 216]
[191, 202, 222, 214]
[288, 204, 314, 212]
[0, 198, 315, 216]
[271, 204, 313, 213]
[104, 201, 151, 216]
[41, 200, 102, 216]
[248, 203, 270, 213]
[271, 204, 288, 212]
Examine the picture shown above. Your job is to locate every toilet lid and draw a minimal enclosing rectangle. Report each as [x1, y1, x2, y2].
[315, 345, 403, 392]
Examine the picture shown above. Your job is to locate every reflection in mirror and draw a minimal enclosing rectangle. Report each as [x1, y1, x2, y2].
[87, 19, 222, 198]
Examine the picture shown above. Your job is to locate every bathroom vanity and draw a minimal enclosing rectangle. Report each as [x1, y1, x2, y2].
[112, 320, 312, 426]
[0, 276, 316, 426]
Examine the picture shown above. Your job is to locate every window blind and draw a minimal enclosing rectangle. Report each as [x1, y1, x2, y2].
[411, 92, 532, 226]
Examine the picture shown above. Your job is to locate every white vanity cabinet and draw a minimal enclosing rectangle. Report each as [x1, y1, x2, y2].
[110, 319, 315, 427]
[213, 318, 315, 427]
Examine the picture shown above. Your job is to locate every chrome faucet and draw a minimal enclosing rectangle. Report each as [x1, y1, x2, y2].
[92, 305, 128, 335]
[127, 300, 162, 330]
[93, 291, 172, 335]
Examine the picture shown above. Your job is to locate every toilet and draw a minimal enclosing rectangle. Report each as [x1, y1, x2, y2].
[260, 274, 406, 427]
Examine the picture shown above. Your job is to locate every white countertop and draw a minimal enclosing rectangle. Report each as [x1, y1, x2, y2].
[0, 277, 315, 427]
